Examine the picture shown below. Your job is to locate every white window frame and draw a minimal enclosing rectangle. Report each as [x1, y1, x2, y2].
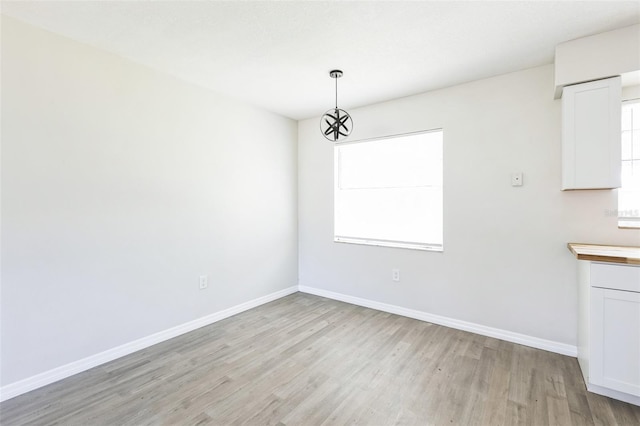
[333, 129, 444, 252]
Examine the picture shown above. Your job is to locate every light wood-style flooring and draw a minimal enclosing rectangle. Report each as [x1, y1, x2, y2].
[1, 292, 639, 425]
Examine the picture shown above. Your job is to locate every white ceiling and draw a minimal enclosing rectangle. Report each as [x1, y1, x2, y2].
[2, 1, 639, 120]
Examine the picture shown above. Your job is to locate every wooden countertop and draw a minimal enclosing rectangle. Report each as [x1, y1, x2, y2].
[567, 243, 640, 265]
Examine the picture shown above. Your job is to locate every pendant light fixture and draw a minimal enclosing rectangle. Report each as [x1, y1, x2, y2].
[320, 69, 353, 142]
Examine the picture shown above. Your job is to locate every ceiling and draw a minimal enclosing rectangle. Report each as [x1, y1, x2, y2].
[2, 1, 639, 120]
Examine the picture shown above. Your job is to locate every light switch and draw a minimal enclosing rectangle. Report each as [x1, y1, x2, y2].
[511, 172, 523, 187]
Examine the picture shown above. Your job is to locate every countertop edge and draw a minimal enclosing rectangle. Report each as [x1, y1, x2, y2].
[567, 243, 640, 265]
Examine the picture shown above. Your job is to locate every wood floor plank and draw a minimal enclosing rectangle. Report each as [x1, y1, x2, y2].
[585, 391, 619, 426]
[1, 292, 639, 425]
[547, 395, 573, 426]
[478, 363, 511, 425]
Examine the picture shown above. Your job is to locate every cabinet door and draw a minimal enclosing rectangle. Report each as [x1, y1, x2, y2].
[590, 287, 640, 396]
[562, 76, 621, 190]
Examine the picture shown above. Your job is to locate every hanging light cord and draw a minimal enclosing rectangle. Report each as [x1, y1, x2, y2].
[335, 76, 338, 109]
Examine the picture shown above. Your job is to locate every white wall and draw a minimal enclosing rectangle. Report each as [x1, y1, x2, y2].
[1, 16, 298, 386]
[623, 85, 640, 101]
[554, 24, 640, 98]
[298, 65, 640, 348]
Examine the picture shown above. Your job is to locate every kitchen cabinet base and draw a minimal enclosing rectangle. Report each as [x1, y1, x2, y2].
[586, 383, 640, 406]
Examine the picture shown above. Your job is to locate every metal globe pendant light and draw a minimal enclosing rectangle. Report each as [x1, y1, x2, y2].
[321, 70, 353, 142]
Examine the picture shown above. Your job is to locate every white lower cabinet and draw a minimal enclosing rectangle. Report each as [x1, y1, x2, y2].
[577, 261, 640, 406]
[590, 287, 640, 395]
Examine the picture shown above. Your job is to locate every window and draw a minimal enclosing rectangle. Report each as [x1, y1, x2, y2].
[619, 100, 640, 228]
[334, 130, 443, 251]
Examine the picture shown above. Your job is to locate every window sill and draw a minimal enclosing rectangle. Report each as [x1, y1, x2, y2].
[334, 236, 443, 252]
[618, 218, 640, 229]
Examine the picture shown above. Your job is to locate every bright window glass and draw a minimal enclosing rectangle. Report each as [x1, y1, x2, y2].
[619, 101, 640, 228]
[334, 130, 443, 251]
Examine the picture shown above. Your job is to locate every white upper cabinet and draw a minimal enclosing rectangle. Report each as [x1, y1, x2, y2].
[562, 76, 622, 190]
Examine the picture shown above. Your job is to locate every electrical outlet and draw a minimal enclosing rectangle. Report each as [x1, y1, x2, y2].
[199, 275, 208, 290]
[392, 269, 400, 282]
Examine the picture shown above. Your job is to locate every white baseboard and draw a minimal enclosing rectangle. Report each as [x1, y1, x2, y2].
[0, 286, 298, 403]
[298, 285, 577, 357]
